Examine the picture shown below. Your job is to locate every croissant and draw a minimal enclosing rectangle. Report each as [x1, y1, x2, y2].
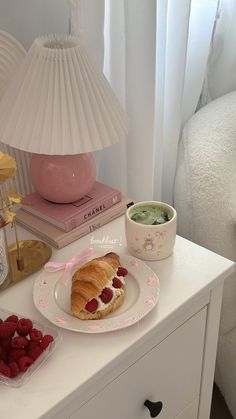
[71, 252, 126, 320]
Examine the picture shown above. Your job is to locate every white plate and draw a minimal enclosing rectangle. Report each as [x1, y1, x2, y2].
[33, 254, 159, 333]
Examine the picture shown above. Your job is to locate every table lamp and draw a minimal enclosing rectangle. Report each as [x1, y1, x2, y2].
[0, 34, 128, 203]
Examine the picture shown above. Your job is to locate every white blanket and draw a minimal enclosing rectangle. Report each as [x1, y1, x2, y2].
[174, 90, 236, 417]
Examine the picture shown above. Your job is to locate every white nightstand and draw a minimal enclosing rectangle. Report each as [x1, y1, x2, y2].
[0, 216, 234, 419]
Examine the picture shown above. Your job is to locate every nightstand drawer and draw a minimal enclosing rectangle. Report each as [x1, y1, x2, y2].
[70, 308, 206, 419]
[175, 397, 198, 418]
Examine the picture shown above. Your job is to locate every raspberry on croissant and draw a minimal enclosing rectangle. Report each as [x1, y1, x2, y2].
[71, 252, 127, 320]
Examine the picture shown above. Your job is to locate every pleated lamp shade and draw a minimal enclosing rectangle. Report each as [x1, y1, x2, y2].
[0, 35, 128, 203]
[0, 34, 128, 155]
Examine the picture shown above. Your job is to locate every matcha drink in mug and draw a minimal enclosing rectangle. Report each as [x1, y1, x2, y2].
[125, 201, 177, 261]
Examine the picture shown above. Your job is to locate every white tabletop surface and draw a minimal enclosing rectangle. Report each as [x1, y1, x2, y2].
[0, 216, 234, 419]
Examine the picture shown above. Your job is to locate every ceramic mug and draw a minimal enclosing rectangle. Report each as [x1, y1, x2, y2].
[125, 201, 177, 261]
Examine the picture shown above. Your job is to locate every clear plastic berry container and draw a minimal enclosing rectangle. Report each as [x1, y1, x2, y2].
[0, 308, 61, 387]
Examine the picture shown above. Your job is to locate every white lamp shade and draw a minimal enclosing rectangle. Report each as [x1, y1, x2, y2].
[0, 35, 128, 155]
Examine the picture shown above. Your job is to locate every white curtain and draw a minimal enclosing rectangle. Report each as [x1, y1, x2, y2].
[203, 0, 236, 103]
[69, 0, 219, 204]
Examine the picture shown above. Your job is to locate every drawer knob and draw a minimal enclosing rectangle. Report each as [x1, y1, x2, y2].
[144, 400, 163, 417]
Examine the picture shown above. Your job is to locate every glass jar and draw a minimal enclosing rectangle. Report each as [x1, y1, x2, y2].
[0, 228, 10, 286]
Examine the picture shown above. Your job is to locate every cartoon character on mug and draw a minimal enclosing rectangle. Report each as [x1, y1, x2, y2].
[143, 236, 155, 251]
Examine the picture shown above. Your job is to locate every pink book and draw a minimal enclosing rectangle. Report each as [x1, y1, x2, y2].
[22, 181, 122, 232]
[16, 196, 134, 249]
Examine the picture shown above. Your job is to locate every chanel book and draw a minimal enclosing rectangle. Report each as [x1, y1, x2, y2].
[21, 181, 122, 232]
[16, 196, 134, 249]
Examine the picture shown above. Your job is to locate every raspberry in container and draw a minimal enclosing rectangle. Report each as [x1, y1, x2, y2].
[0, 308, 61, 387]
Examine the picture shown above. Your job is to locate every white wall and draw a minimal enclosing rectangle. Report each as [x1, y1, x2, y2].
[0, 0, 70, 196]
[0, 0, 70, 49]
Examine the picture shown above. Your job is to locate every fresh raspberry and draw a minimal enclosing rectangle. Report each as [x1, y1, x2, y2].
[40, 335, 54, 350]
[0, 322, 17, 339]
[11, 336, 29, 349]
[0, 359, 11, 377]
[0, 338, 12, 352]
[85, 298, 98, 313]
[0, 319, 3, 324]
[27, 344, 43, 361]
[112, 277, 123, 288]
[27, 340, 39, 351]
[99, 287, 113, 304]
[29, 328, 43, 342]
[18, 356, 33, 372]
[5, 315, 18, 323]
[17, 318, 33, 336]
[8, 361, 20, 378]
[0, 347, 7, 363]
[117, 267, 128, 277]
[8, 348, 26, 363]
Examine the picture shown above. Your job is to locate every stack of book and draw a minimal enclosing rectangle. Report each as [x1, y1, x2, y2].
[16, 181, 133, 249]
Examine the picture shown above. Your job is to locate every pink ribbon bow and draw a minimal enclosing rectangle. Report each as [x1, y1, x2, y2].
[44, 248, 94, 286]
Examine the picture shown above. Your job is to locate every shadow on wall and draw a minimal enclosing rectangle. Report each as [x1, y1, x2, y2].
[0, 0, 69, 49]
[0, 0, 69, 195]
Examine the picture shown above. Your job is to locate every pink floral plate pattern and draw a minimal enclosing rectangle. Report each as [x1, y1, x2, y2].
[33, 254, 160, 333]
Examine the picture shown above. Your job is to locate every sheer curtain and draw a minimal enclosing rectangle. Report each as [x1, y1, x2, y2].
[69, 0, 219, 204]
[203, 0, 236, 102]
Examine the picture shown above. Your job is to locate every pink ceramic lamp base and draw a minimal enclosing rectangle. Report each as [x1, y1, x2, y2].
[30, 153, 96, 203]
